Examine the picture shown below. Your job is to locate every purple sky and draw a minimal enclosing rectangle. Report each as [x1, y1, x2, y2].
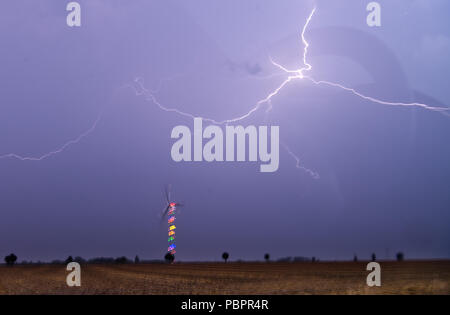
[0, 0, 449, 262]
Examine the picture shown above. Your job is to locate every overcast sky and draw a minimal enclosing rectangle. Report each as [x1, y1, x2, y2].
[0, 0, 449, 262]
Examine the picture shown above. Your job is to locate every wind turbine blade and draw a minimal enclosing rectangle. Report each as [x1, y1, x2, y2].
[164, 185, 170, 203]
[161, 206, 170, 218]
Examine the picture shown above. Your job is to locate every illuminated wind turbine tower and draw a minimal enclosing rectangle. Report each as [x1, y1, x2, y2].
[161, 185, 182, 259]
[167, 202, 177, 255]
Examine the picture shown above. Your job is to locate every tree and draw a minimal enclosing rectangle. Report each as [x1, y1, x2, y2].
[4, 253, 17, 266]
[371, 253, 376, 262]
[396, 252, 404, 262]
[353, 255, 358, 262]
[165, 252, 175, 264]
[222, 252, 229, 263]
[135, 255, 140, 264]
[312, 257, 316, 263]
[264, 253, 270, 262]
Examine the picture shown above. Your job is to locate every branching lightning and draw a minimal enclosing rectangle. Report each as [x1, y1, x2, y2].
[1, 6, 448, 179]
[0, 112, 103, 161]
[304, 77, 450, 113]
[283, 143, 320, 180]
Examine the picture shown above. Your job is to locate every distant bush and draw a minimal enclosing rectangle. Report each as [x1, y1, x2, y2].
[115, 256, 131, 264]
[65, 256, 74, 264]
[277, 257, 292, 263]
[4, 253, 17, 266]
[74, 256, 86, 264]
[88, 257, 115, 264]
[164, 253, 175, 263]
[264, 253, 270, 262]
[222, 252, 229, 263]
[293, 256, 310, 262]
[396, 252, 404, 261]
[140, 259, 164, 264]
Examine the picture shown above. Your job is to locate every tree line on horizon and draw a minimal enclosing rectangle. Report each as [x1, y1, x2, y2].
[2, 251, 406, 266]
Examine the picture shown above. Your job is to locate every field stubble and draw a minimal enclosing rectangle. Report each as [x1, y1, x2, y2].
[0, 261, 448, 295]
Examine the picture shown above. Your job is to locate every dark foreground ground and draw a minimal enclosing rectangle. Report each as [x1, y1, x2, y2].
[0, 261, 449, 294]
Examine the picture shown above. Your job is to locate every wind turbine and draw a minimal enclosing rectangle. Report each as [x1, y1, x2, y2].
[161, 185, 183, 257]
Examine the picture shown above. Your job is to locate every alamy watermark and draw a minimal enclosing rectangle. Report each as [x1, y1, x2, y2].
[66, 262, 81, 287]
[366, 262, 381, 287]
[366, 2, 381, 27]
[170, 118, 280, 173]
[66, 2, 81, 27]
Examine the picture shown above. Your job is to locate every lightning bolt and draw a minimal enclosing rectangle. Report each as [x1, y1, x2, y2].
[269, 8, 449, 114]
[304, 77, 450, 113]
[1, 7, 448, 179]
[0, 111, 103, 161]
[283, 143, 320, 180]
